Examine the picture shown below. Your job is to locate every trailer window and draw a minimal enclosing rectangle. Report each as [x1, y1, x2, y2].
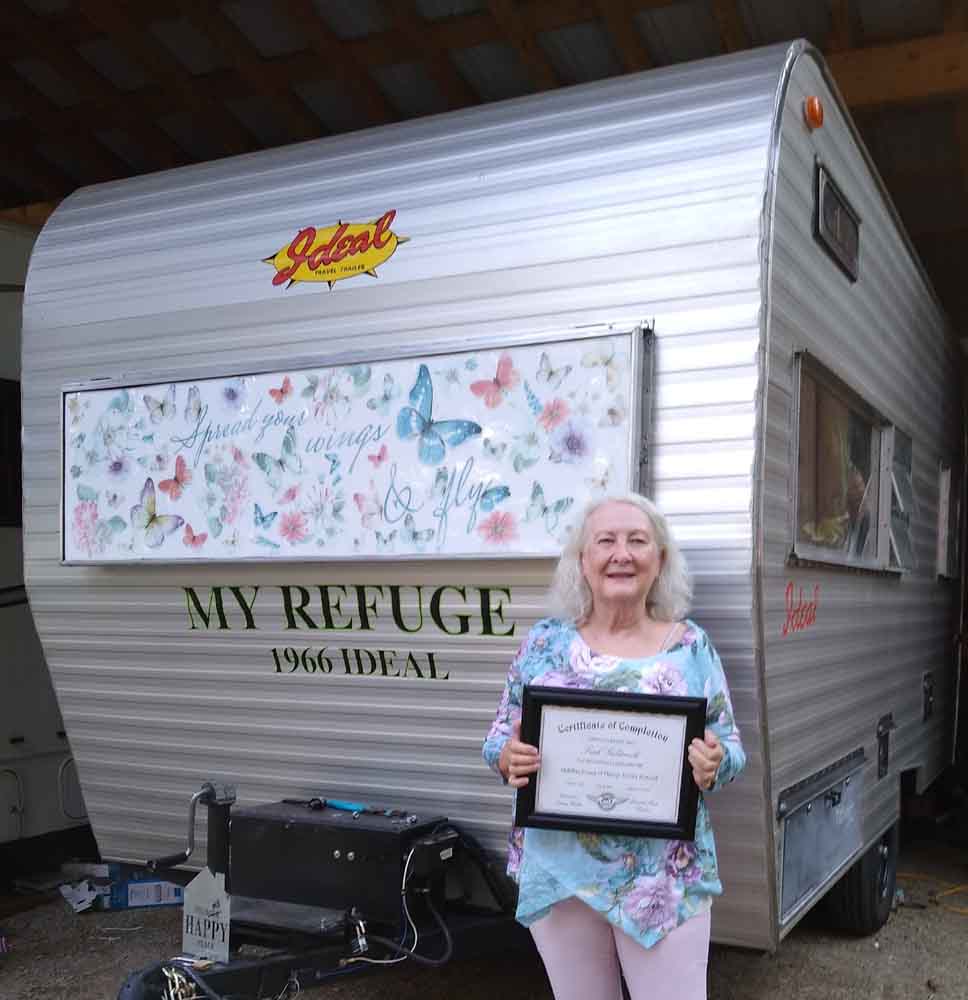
[815, 165, 859, 282]
[0, 378, 21, 527]
[889, 429, 914, 570]
[937, 463, 960, 579]
[796, 362, 880, 566]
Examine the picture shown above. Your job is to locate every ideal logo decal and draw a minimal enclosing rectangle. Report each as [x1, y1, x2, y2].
[780, 581, 819, 637]
[264, 209, 408, 289]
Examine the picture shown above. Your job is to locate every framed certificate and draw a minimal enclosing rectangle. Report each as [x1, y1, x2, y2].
[516, 686, 707, 840]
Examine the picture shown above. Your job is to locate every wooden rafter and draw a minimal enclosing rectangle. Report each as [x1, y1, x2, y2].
[0, 65, 128, 191]
[276, 0, 399, 127]
[487, 0, 559, 92]
[5, 0, 187, 171]
[943, 0, 968, 213]
[825, 0, 856, 53]
[711, 0, 750, 54]
[76, 0, 257, 157]
[0, 200, 59, 227]
[595, 0, 653, 73]
[173, 0, 324, 144]
[389, 3, 480, 111]
[828, 30, 968, 109]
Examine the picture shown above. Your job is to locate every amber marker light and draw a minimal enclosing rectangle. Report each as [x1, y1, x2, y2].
[804, 96, 824, 130]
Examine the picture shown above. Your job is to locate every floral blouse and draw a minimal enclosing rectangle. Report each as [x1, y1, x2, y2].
[482, 618, 745, 949]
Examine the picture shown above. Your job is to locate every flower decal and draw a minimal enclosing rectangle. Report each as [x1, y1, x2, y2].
[550, 418, 593, 464]
[477, 511, 518, 546]
[279, 510, 309, 544]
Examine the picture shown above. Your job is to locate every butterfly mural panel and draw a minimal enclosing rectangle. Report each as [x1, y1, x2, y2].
[61, 332, 639, 561]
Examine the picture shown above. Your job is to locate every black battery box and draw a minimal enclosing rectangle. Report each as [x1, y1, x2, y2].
[229, 801, 447, 924]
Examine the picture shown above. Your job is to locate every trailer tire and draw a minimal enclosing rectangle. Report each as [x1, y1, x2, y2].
[820, 821, 898, 935]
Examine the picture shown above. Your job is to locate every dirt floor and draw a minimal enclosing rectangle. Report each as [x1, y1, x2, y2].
[1, 837, 966, 1000]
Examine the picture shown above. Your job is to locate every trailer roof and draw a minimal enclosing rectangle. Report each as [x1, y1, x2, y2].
[1, 1, 966, 333]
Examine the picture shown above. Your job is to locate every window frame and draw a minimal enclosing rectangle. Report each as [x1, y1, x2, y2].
[792, 353, 899, 573]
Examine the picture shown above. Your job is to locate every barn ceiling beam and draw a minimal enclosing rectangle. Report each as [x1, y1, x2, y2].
[711, 0, 750, 53]
[828, 30, 968, 109]
[594, 0, 653, 73]
[6, 1, 188, 170]
[77, 0, 258, 157]
[276, 0, 399, 127]
[487, 0, 560, 92]
[390, 3, 480, 110]
[0, 200, 59, 227]
[172, 0, 324, 144]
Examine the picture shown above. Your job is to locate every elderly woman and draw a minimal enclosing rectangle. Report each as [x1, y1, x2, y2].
[483, 494, 745, 1000]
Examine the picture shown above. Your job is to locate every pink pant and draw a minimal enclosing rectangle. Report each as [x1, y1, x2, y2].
[529, 897, 710, 1000]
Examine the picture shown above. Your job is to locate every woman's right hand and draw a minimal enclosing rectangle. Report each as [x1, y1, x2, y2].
[500, 720, 541, 788]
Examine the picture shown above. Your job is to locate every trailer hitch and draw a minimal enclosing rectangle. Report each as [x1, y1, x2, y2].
[147, 781, 236, 873]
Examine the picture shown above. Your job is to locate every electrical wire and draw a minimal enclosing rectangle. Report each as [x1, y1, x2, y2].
[896, 872, 968, 916]
[340, 846, 419, 967]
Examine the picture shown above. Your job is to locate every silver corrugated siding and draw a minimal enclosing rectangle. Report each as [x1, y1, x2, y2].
[22, 46, 792, 948]
[761, 50, 960, 933]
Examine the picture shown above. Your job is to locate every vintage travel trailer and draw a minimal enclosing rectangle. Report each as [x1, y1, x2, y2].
[19, 41, 962, 952]
[1, 221, 87, 855]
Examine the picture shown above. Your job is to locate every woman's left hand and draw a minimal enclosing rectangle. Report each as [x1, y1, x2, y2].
[688, 729, 724, 791]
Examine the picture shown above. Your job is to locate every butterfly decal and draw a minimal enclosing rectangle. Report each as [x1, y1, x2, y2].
[470, 353, 519, 409]
[254, 503, 278, 530]
[348, 365, 372, 393]
[208, 513, 224, 538]
[183, 523, 208, 549]
[523, 381, 543, 418]
[581, 342, 621, 390]
[107, 390, 132, 415]
[324, 452, 342, 485]
[526, 481, 575, 532]
[312, 372, 351, 424]
[255, 535, 280, 550]
[130, 478, 184, 548]
[144, 384, 176, 424]
[66, 396, 88, 426]
[367, 443, 388, 468]
[77, 484, 98, 502]
[482, 437, 507, 460]
[468, 481, 511, 532]
[276, 484, 300, 505]
[184, 386, 202, 424]
[253, 426, 302, 489]
[302, 374, 320, 399]
[586, 468, 610, 492]
[401, 514, 435, 553]
[366, 374, 401, 416]
[269, 376, 293, 404]
[479, 483, 511, 512]
[353, 480, 382, 529]
[536, 352, 573, 390]
[397, 365, 481, 466]
[374, 529, 397, 551]
[159, 455, 192, 501]
[599, 396, 627, 427]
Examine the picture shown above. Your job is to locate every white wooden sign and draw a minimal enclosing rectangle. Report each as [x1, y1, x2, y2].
[182, 868, 230, 963]
[62, 333, 637, 562]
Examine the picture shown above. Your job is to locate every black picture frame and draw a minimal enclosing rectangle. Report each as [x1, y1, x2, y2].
[516, 685, 707, 840]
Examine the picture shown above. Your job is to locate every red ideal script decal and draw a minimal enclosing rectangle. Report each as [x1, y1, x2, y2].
[271, 210, 398, 287]
[781, 581, 820, 637]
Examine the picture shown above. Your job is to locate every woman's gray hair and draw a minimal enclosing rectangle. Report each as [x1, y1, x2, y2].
[549, 492, 692, 623]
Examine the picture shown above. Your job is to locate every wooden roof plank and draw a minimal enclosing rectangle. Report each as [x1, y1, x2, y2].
[829, 31, 968, 109]
[487, 0, 560, 92]
[173, 0, 324, 143]
[275, 0, 399, 127]
[6, 1, 187, 171]
[711, 0, 750, 54]
[594, 0, 654, 73]
[389, 3, 481, 111]
[77, 0, 257, 157]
